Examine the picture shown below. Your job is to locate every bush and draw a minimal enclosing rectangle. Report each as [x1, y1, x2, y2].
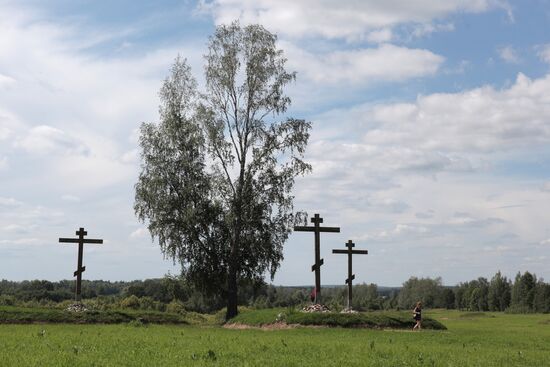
[166, 301, 186, 315]
[0, 295, 15, 306]
[139, 297, 156, 310]
[121, 295, 140, 309]
[82, 296, 118, 311]
[252, 296, 269, 309]
[55, 300, 76, 310]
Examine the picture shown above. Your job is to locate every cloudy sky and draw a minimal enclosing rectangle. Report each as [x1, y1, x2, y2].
[1, 0, 550, 287]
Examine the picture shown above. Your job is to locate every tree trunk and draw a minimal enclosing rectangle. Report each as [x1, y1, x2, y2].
[226, 146, 247, 320]
[226, 205, 241, 320]
[226, 250, 238, 320]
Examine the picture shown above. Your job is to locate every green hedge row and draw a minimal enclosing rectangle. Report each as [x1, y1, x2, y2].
[0, 306, 188, 324]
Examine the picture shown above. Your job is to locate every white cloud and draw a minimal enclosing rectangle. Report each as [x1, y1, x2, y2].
[0, 73, 16, 87]
[0, 156, 7, 170]
[1, 0, 547, 286]
[540, 239, 550, 246]
[61, 195, 80, 202]
[121, 149, 139, 164]
[201, 0, 510, 40]
[2, 224, 30, 234]
[410, 22, 455, 39]
[0, 108, 22, 141]
[359, 223, 430, 242]
[286, 71, 550, 284]
[366, 28, 393, 43]
[536, 44, 550, 65]
[446, 212, 504, 228]
[522, 255, 547, 264]
[283, 43, 444, 85]
[130, 227, 149, 239]
[0, 197, 22, 207]
[0, 238, 43, 246]
[292, 73, 550, 261]
[0, 126, 11, 141]
[364, 73, 550, 154]
[498, 45, 521, 64]
[51, 155, 135, 191]
[0, 198, 67, 255]
[0, 3, 199, 193]
[416, 210, 435, 219]
[16, 125, 89, 156]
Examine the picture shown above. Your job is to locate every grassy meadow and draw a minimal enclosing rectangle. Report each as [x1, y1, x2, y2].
[1, 309, 549, 366]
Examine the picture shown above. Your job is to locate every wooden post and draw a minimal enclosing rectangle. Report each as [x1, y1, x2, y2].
[294, 214, 340, 304]
[332, 240, 368, 310]
[59, 227, 103, 302]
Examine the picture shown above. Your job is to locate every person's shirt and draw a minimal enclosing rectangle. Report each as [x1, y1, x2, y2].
[414, 307, 421, 317]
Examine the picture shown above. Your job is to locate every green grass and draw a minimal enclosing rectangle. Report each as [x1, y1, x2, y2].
[228, 308, 446, 330]
[1, 310, 550, 366]
[0, 305, 202, 325]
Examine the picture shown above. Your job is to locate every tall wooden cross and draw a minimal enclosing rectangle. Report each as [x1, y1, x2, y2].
[294, 214, 340, 304]
[59, 227, 103, 302]
[332, 240, 368, 310]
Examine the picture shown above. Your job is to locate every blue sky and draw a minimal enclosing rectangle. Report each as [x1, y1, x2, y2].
[1, 0, 550, 286]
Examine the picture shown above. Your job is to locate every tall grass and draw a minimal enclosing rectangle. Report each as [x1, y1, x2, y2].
[1, 310, 549, 366]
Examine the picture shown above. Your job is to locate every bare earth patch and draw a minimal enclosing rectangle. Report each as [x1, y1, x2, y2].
[224, 322, 327, 330]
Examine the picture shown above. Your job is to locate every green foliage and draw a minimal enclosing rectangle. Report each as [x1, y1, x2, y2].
[134, 22, 312, 320]
[165, 300, 186, 315]
[0, 305, 189, 324]
[488, 271, 511, 311]
[351, 283, 383, 310]
[441, 288, 455, 309]
[397, 276, 443, 309]
[533, 282, 550, 313]
[511, 271, 537, 309]
[227, 308, 447, 330]
[120, 295, 140, 309]
[0, 295, 15, 306]
[2, 270, 550, 315]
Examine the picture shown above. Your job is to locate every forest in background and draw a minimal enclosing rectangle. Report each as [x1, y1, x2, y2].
[1, 271, 549, 314]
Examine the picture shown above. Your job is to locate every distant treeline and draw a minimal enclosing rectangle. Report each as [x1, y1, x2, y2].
[1, 271, 549, 314]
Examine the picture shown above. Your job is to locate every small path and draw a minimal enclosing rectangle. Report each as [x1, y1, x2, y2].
[224, 322, 336, 330]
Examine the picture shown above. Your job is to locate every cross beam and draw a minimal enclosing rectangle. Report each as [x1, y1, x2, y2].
[59, 227, 103, 302]
[294, 213, 340, 303]
[332, 240, 368, 310]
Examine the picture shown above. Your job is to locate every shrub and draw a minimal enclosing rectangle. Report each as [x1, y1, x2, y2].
[121, 295, 140, 309]
[0, 295, 15, 306]
[166, 301, 186, 314]
[139, 297, 155, 310]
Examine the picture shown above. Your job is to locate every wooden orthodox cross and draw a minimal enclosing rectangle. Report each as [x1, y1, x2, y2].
[294, 214, 340, 304]
[59, 227, 103, 302]
[332, 240, 368, 310]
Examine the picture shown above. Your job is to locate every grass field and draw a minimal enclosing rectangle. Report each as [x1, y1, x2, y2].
[1, 309, 549, 366]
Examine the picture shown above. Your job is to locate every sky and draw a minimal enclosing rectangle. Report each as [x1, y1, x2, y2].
[1, 0, 550, 287]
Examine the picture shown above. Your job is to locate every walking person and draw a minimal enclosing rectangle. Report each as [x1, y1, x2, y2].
[413, 301, 422, 330]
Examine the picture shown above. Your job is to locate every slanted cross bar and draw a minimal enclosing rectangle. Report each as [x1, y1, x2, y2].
[294, 214, 340, 303]
[332, 240, 368, 310]
[59, 227, 103, 302]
